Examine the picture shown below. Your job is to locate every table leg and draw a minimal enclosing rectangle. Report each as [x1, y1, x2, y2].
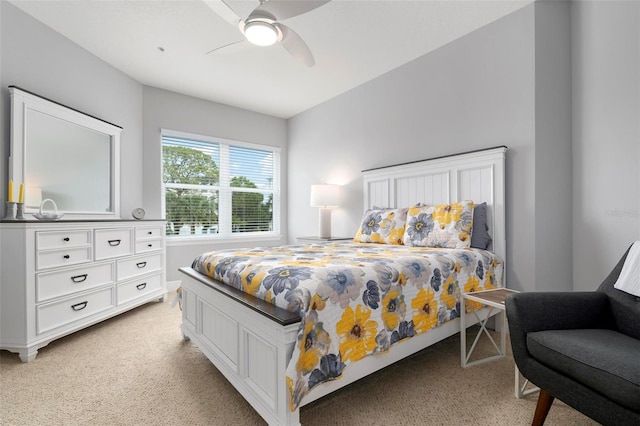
[515, 365, 540, 398]
[461, 297, 467, 367]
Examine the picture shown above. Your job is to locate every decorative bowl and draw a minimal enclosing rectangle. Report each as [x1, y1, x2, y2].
[34, 198, 64, 221]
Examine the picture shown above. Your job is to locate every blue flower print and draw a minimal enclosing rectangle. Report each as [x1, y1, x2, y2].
[317, 268, 364, 308]
[373, 265, 401, 292]
[457, 252, 474, 266]
[262, 266, 312, 295]
[476, 260, 485, 280]
[285, 287, 310, 316]
[375, 329, 390, 352]
[213, 256, 249, 280]
[449, 303, 460, 320]
[406, 212, 434, 241]
[361, 212, 383, 235]
[402, 260, 426, 279]
[390, 320, 416, 344]
[362, 280, 380, 309]
[431, 268, 442, 291]
[308, 353, 345, 390]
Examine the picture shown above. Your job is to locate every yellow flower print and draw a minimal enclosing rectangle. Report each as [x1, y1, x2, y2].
[388, 226, 405, 245]
[241, 267, 266, 295]
[265, 290, 274, 304]
[440, 275, 459, 309]
[296, 315, 331, 374]
[381, 286, 406, 331]
[412, 287, 438, 333]
[432, 203, 464, 227]
[336, 305, 378, 363]
[287, 376, 295, 413]
[408, 205, 426, 216]
[371, 232, 384, 243]
[458, 231, 470, 242]
[398, 272, 408, 286]
[464, 275, 483, 311]
[309, 294, 326, 311]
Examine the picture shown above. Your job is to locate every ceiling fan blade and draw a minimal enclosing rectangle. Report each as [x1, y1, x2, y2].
[249, 1, 331, 22]
[205, 39, 248, 55]
[279, 24, 315, 67]
[202, 0, 242, 28]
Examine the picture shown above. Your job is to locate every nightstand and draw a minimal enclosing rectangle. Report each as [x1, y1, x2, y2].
[460, 288, 539, 399]
[296, 236, 353, 243]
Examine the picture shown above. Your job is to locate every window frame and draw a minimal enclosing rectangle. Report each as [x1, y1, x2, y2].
[161, 128, 281, 243]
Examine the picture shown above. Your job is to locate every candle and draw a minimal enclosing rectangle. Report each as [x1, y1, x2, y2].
[19, 183, 24, 204]
[8, 180, 13, 202]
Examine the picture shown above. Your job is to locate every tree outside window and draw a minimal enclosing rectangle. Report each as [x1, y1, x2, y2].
[162, 133, 279, 238]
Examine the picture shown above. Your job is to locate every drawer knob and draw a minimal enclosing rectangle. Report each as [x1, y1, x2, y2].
[63, 237, 70, 242]
[108, 239, 121, 246]
[136, 283, 147, 290]
[136, 261, 147, 269]
[147, 231, 153, 235]
[71, 274, 88, 283]
[63, 255, 70, 259]
[148, 244, 153, 248]
[71, 301, 88, 311]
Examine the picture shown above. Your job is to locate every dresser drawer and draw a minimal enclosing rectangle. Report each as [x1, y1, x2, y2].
[135, 239, 162, 254]
[117, 253, 162, 281]
[136, 226, 163, 240]
[36, 247, 92, 271]
[117, 273, 163, 305]
[36, 230, 91, 250]
[36, 262, 115, 303]
[94, 228, 133, 260]
[36, 286, 115, 335]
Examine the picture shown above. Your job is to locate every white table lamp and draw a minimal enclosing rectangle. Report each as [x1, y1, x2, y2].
[310, 184, 340, 239]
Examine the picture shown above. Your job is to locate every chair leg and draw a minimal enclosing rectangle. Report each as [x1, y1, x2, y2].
[532, 389, 555, 426]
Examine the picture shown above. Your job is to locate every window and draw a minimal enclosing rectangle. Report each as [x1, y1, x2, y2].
[162, 130, 280, 239]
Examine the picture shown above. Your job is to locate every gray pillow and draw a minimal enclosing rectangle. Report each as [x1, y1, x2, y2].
[470, 202, 492, 250]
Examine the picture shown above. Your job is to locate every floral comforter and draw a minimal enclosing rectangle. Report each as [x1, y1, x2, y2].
[191, 242, 504, 409]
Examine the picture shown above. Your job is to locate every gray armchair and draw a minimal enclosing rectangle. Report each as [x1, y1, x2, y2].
[506, 246, 640, 426]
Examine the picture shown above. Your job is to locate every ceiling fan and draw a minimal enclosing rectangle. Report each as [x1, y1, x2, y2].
[203, 0, 330, 67]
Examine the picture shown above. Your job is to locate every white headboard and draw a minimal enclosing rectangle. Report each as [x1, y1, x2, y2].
[362, 146, 507, 263]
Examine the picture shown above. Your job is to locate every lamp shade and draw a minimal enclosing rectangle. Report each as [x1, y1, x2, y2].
[310, 184, 340, 207]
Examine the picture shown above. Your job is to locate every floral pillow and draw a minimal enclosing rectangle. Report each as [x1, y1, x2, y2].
[403, 201, 474, 249]
[353, 208, 408, 245]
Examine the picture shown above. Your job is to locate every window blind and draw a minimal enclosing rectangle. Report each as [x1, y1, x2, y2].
[162, 131, 280, 238]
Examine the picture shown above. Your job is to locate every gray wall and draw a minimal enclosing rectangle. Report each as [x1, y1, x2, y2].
[571, 1, 640, 290]
[1, 2, 143, 214]
[288, 5, 540, 292]
[533, 2, 573, 291]
[142, 86, 288, 283]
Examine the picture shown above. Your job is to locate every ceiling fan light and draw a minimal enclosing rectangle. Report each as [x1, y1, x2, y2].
[244, 21, 278, 46]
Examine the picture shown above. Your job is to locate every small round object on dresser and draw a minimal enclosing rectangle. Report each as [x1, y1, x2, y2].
[132, 208, 145, 220]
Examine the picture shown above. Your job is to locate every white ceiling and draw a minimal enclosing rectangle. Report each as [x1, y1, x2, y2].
[9, 0, 531, 119]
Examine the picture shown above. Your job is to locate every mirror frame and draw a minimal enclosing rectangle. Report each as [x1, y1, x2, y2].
[9, 86, 122, 219]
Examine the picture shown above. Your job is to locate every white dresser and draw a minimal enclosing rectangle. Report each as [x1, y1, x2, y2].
[0, 220, 167, 362]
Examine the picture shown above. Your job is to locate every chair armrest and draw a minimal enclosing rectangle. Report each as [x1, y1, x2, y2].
[506, 292, 611, 333]
[506, 292, 613, 370]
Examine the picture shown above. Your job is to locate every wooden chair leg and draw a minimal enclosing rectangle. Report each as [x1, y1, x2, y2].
[532, 389, 555, 426]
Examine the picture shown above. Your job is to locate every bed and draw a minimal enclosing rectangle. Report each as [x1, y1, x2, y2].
[179, 146, 507, 425]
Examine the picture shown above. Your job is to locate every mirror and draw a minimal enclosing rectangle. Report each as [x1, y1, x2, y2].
[9, 86, 121, 218]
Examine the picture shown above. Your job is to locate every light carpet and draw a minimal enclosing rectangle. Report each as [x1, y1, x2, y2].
[0, 300, 598, 425]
